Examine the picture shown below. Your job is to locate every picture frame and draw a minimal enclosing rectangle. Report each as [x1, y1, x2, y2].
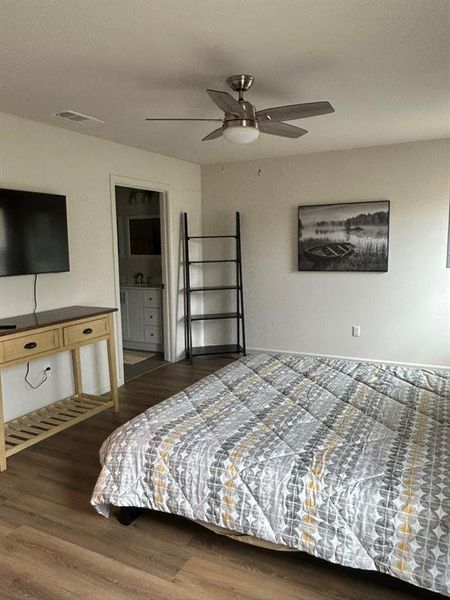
[298, 200, 390, 272]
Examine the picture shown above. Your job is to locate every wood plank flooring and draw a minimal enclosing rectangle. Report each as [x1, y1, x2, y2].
[123, 351, 166, 381]
[0, 356, 442, 600]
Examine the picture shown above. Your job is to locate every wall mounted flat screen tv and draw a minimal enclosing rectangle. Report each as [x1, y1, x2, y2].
[0, 189, 70, 277]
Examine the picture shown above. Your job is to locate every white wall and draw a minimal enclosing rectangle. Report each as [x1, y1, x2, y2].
[201, 139, 450, 368]
[0, 112, 202, 421]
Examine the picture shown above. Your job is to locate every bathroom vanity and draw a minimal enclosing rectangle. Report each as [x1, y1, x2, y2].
[120, 286, 163, 352]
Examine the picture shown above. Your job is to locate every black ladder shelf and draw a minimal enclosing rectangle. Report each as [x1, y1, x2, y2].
[183, 212, 246, 361]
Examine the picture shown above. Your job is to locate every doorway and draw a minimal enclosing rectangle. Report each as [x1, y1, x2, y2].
[114, 185, 167, 381]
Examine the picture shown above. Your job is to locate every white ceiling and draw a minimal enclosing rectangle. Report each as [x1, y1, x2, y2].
[1, 0, 449, 164]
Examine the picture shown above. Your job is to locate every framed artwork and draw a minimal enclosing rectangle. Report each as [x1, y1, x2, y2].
[298, 200, 390, 272]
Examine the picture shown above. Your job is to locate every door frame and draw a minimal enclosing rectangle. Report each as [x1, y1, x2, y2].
[109, 174, 174, 384]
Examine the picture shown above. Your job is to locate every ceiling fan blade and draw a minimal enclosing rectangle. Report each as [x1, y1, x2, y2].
[258, 120, 308, 138]
[202, 127, 224, 141]
[207, 89, 247, 118]
[256, 101, 334, 122]
[145, 118, 222, 121]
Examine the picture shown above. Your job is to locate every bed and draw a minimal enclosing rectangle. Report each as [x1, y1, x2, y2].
[91, 352, 450, 595]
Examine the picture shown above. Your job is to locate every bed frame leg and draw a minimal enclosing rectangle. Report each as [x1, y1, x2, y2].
[118, 507, 144, 526]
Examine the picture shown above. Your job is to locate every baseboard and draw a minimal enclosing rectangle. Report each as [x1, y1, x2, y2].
[247, 346, 450, 372]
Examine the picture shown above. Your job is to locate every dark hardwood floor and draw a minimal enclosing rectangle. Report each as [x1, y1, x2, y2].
[0, 356, 442, 599]
[123, 350, 166, 381]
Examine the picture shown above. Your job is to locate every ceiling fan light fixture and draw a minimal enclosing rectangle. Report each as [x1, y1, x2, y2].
[223, 120, 260, 144]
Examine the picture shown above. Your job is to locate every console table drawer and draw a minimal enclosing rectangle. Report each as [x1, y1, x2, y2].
[2, 329, 60, 364]
[63, 317, 109, 346]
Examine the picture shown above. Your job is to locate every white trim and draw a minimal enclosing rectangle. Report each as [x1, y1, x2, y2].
[247, 346, 450, 371]
[159, 191, 174, 363]
[109, 174, 175, 386]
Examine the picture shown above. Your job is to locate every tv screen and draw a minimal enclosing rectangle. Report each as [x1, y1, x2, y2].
[0, 189, 70, 277]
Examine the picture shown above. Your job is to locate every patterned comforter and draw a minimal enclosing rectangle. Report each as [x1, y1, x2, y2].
[91, 353, 450, 595]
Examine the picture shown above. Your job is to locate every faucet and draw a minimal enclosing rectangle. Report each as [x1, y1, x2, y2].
[133, 272, 144, 285]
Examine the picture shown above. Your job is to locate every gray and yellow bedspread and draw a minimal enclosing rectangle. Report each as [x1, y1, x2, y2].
[91, 353, 450, 594]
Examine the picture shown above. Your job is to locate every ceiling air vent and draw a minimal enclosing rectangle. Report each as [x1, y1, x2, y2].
[53, 110, 104, 124]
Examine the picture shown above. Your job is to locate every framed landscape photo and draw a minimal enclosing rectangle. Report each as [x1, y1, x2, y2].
[298, 200, 390, 272]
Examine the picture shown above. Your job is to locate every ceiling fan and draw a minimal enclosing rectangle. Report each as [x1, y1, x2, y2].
[146, 74, 334, 144]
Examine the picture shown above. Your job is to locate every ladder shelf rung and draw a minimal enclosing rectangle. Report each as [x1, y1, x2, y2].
[191, 312, 242, 321]
[188, 235, 236, 239]
[189, 285, 240, 292]
[189, 259, 237, 264]
[191, 344, 244, 357]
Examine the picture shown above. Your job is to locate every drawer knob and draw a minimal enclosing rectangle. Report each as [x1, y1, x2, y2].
[24, 341, 37, 350]
[149, 297, 153, 301]
[83, 328, 93, 335]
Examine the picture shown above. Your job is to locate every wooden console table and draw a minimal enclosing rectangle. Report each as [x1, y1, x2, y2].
[0, 306, 119, 472]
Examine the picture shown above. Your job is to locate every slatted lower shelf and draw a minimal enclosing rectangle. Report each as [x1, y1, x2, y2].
[5, 394, 114, 458]
[191, 344, 244, 357]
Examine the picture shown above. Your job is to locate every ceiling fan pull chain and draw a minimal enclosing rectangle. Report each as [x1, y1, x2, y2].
[257, 135, 262, 176]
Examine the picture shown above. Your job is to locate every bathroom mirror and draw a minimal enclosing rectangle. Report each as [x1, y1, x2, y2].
[127, 215, 161, 256]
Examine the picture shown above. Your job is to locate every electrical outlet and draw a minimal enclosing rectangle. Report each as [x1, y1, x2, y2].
[352, 325, 361, 337]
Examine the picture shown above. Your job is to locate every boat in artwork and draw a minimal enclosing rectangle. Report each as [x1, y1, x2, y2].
[304, 241, 355, 262]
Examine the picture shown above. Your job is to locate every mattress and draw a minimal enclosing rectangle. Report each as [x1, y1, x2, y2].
[91, 352, 450, 595]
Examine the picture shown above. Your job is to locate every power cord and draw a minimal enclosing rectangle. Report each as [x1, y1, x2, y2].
[33, 273, 38, 314]
[25, 275, 49, 389]
[25, 362, 51, 389]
